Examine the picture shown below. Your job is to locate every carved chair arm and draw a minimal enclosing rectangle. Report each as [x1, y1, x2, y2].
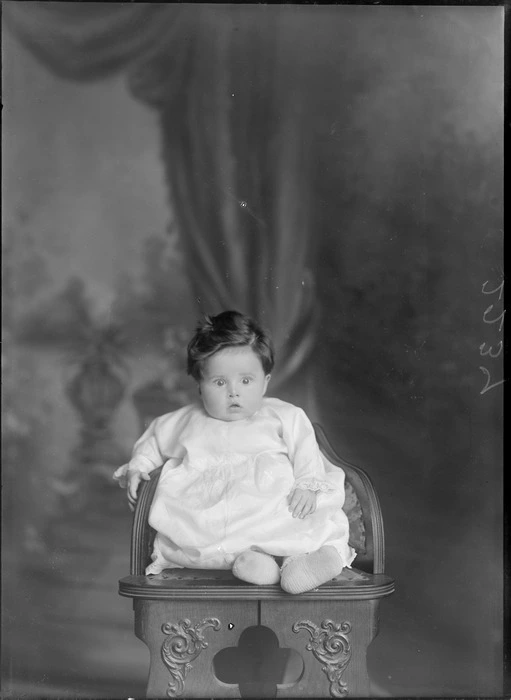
[313, 423, 385, 574]
[130, 466, 163, 576]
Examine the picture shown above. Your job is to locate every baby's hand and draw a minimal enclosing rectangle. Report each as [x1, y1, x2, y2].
[127, 470, 151, 512]
[287, 488, 317, 519]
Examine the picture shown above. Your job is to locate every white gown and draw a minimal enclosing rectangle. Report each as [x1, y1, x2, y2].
[114, 397, 356, 575]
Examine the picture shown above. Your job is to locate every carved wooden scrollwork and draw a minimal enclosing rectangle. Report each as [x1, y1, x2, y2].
[161, 617, 221, 697]
[293, 619, 352, 698]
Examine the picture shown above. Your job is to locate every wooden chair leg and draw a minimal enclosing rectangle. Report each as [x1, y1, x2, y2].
[134, 600, 258, 698]
[261, 600, 379, 698]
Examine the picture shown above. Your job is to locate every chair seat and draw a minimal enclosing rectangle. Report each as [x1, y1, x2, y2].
[120, 567, 394, 697]
[119, 567, 394, 601]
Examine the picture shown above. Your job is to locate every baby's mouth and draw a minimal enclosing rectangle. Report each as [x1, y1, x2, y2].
[229, 402, 241, 408]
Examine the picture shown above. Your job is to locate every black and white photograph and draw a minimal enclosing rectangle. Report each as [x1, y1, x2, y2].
[1, 2, 504, 698]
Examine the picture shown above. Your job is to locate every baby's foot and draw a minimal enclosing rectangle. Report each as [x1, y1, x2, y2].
[232, 550, 281, 585]
[280, 545, 344, 594]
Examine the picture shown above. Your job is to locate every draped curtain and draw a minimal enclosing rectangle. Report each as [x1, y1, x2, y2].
[4, 2, 323, 401]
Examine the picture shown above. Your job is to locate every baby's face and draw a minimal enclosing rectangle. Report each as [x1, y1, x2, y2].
[199, 346, 271, 422]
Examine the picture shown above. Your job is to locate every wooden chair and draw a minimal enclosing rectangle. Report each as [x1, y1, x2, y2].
[119, 424, 395, 698]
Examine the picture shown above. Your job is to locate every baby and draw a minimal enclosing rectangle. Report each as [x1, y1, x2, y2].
[114, 310, 355, 594]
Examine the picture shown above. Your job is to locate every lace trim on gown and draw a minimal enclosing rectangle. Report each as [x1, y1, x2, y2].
[293, 478, 335, 493]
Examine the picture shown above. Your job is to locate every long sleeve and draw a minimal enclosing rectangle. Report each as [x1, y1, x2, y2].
[113, 418, 166, 486]
[129, 418, 169, 471]
[281, 405, 339, 493]
[113, 404, 196, 486]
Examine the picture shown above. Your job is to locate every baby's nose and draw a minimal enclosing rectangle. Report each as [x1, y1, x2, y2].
[228, 384, 239, 396]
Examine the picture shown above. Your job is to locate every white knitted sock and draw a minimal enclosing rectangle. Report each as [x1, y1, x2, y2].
[232, 550, 281, 585]
[280, 546, 344, 594]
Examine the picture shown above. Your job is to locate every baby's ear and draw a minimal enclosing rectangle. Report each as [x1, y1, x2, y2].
[263, 374, 271, 394]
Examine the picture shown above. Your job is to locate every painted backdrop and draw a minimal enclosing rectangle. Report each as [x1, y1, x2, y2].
[2, 5, 504, 698]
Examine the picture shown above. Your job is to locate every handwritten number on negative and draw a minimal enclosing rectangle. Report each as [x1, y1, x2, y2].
[479, 280, 504, 394]
[479, 341, 503, 359]
[481, 280, 504, 300]
[482, 305, 505, 332]
[479, 366, 505, 395]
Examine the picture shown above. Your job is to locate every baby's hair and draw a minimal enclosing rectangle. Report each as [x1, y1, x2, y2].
[187, 310, 274, 381]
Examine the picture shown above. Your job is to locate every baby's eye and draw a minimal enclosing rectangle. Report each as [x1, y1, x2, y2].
[241, 377, 252, 385]
[214, 379, 226, 387]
